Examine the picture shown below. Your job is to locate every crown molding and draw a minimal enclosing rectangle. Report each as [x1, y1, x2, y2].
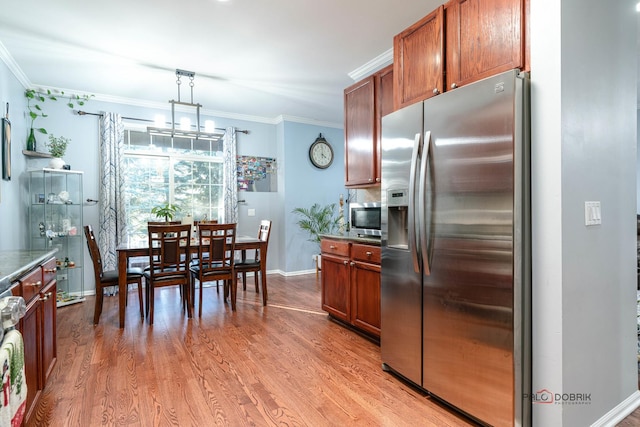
[0, 40, 30, 88]
[348, 48, 393, 81]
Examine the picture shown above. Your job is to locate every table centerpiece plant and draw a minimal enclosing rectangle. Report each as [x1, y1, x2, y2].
[151, 203, 181, 222]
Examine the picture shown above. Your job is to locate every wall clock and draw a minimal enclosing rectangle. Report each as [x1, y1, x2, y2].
[309, 133, 333, 169]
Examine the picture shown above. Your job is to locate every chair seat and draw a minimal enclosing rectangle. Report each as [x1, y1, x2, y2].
[234, 260, 261, 269]
[101, 267, 145, 284]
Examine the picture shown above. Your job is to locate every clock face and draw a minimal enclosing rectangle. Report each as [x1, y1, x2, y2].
[309, 140, 333, 169]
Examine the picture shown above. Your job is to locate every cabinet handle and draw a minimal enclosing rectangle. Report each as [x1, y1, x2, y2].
[343, 260, 349, 265]
[40, 291, 53, 301]
[376, 177, 381, 182]
[330, 245, 336, 249]
[365, 251, 372, 258]
[44, 268, 56, 273]
[432, 88, 440, 95]
[368, 178, 373, 182]
[350, 262, 355, 267]
[451, 83, 458, 89]
[27, 280, 42, 287]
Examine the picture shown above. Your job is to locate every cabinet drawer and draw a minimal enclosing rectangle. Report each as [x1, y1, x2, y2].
[42, 258, 57, 285]
[321, 240, 350, 257]
[351, 244, 381, 264]
[19, 267, 44, 304]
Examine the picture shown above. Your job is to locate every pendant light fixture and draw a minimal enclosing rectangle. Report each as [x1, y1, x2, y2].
[147, 69, 223, 141]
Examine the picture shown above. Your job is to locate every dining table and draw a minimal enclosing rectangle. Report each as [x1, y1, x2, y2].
[116, 235, 267, 328]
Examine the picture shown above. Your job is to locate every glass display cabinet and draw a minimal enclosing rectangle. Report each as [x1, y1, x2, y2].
[27, 168, 85, 307]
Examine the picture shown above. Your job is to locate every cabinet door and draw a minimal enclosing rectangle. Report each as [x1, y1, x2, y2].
[351, 260, 381, 337]
[445, 0, 524, 89]
[321, 254, 350, 322]
[393, 6, 444, 109]
[344, 76, 377, 187]
[20, 297, 42, 424]
[41, 280, 57, 384]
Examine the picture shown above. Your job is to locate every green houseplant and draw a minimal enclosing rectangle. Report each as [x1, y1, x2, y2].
[151, 203, 181, 222]
[292, 202, 340, 246]
[46, 134, 70, 158]
[46, 134, 71, 169]
[25, 88, 93, 151]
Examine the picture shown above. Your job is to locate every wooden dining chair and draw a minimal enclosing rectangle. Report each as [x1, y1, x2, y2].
[235, 220, 271, 293]
[84, 225, 145, 325]
[190, 223, 237, 316]
[144, 223, 192, 325]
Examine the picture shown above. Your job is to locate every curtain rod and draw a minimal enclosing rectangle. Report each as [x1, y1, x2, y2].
[76, 110, 249, 134]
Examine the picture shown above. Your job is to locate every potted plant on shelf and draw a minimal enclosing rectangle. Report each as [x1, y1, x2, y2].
[292, 202, 341, 269]
[151, 203, 181, 222]
[46, 134, 70, 169]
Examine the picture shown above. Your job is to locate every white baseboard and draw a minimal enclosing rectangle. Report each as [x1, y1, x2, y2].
[590, 390, 640, 427]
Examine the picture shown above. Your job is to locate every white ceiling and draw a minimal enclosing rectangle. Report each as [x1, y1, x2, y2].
[0, 0, 443, 126]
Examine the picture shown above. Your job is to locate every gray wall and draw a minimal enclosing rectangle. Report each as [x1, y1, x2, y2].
[531, 0, 638, 425]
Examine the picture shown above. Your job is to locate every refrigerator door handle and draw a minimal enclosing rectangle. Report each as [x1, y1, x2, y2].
[408, 132, 422, 273]
[418, 130, 431, 276]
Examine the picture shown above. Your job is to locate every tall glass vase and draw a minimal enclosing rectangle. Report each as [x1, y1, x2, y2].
[27, 128, 36, 151]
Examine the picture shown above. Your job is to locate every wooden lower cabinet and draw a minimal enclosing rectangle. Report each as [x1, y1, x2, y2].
[14, 256, 57, 426]
[321, 239, 381, 339]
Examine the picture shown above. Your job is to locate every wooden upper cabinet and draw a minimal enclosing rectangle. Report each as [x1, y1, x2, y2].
[445, 0, 525, 90]
[344, 76, 377, 187]
[393, 6, 444, 109]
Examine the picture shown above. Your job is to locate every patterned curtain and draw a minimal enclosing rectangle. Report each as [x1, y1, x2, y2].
[222, 127, 238, 224]
[98, 113, 126, 271]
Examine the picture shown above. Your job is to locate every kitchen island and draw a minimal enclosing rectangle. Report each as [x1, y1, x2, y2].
[319, 235, 381, 340]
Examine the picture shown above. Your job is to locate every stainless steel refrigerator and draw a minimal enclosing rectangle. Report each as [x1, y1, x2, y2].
[381, 69, 530, 427]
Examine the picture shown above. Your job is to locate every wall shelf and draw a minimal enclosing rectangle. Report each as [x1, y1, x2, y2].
[23, 150, 52, 158]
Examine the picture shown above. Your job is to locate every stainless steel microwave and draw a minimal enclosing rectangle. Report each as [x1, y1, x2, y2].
[349, 202, 381, 237]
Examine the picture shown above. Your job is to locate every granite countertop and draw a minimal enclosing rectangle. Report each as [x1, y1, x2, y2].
[319, 233, 381, 246]
[0, 249, 58, 295]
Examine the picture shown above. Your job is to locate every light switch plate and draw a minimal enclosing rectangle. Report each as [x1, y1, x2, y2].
[585, 201, 601, 226]
[247, 208, 256, 217]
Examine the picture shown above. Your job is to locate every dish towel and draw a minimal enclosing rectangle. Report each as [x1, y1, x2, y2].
[0, 330, 26, 427]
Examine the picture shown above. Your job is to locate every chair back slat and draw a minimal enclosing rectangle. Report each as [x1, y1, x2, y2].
[84, 225, 105, 277]
[196, 223, 236, 278]
[148, 224, 191, 283]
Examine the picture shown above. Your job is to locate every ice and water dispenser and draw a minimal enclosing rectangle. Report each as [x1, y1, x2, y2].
[386, 189, 409, 250]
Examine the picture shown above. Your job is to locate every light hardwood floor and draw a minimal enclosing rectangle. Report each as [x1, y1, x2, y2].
[28, 274, 640, 426]
[30, 274, 476, 426]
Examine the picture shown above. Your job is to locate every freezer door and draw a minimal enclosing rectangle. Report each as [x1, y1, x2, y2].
[380, 102, 423, 386]
[422, 69, 527, 427]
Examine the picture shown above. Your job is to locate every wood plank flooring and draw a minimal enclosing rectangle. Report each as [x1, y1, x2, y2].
[27, 273, 640, 426]
[29, 274, 477, 426]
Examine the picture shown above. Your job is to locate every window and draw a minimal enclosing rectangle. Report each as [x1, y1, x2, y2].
[121, 129, 224, 245]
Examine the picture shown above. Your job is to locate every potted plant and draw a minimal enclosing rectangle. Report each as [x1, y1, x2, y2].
[25, 88, 93, 151]
[292, 203, 341, 268]
[151, 202, 181, 222]
[46, 134, 70, 169]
